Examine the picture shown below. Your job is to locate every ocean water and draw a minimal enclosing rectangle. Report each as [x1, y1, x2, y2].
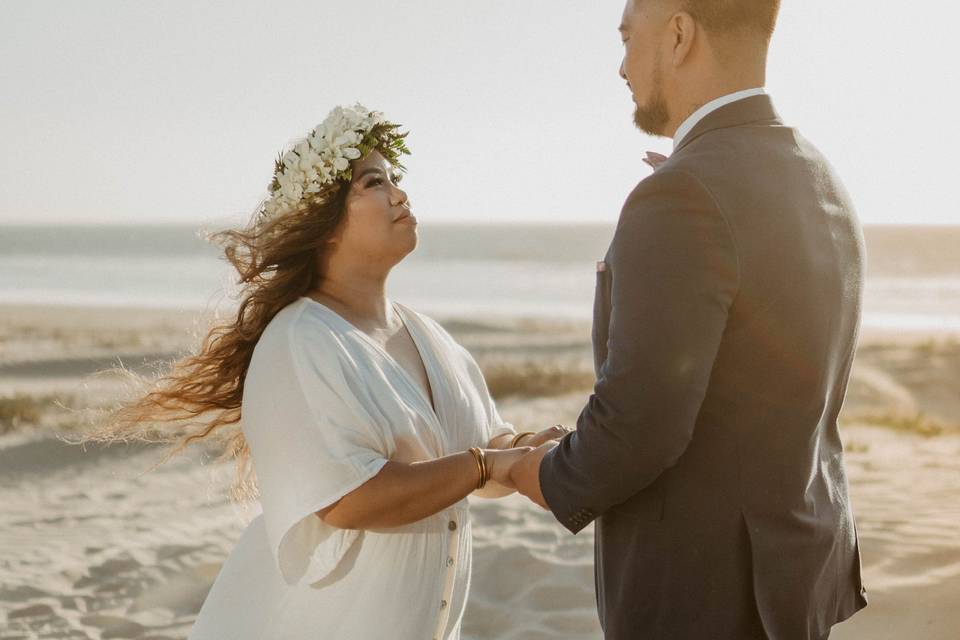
[1, 224, 959, 332]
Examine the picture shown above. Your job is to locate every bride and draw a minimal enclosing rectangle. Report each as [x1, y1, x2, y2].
[91, 103, 568, 639]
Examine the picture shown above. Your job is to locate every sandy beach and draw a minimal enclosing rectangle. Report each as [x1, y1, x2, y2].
[1, 303, 958, 639]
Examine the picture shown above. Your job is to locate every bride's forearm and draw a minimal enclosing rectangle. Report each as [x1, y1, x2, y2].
[317, 451, 482, 530]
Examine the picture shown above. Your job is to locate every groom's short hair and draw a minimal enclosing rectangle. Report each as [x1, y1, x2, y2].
[679, 0, 781, 41]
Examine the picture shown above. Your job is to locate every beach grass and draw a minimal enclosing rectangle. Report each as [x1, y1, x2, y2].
[482, 361, 595, 400]
[0, 393, 55, 433]
[842, 411, 950, 437]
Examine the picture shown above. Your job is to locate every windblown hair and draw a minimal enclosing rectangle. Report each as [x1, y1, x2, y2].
[81, 183, 352, 501]
[679, 0, 782, 41]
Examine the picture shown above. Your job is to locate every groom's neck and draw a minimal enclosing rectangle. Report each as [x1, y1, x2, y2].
[665, 51, 769, 139]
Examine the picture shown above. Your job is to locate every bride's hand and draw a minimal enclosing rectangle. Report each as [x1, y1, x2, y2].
[484, 447, 535, 489]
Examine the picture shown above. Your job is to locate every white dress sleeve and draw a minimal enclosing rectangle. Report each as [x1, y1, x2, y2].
[241, 314, 391, 587]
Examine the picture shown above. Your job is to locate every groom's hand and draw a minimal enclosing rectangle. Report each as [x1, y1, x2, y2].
[509, 442, 558, 510]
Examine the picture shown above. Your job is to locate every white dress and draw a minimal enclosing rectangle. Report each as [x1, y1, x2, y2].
[189, 297, 516, 640]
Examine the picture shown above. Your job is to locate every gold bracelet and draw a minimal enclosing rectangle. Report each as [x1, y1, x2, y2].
[510, 431, 536, 448]
[468, 447, 487, 489]
[479, 448, 487, 488]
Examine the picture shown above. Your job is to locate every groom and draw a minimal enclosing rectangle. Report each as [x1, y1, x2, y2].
[509, 1, 868, 638]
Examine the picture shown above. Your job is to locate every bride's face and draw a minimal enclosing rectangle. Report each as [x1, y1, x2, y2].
[331, 150, 417, 267]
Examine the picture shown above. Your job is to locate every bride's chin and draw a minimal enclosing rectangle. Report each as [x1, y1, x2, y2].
[396, 231, 418, 253]
[396, 223, 418, 239]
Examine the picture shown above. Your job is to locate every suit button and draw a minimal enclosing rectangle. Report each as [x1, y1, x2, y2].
[448, 520, 457, 531]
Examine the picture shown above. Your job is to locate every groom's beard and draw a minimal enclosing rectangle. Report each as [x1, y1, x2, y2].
[633, 98, 669, 136]
[632, 61, 670, 136]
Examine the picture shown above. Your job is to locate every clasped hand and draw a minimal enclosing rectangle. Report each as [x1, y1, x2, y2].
[483, 425, 569, 508]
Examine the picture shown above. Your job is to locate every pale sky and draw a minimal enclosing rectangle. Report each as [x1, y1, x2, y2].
[1, 0, 957, 227]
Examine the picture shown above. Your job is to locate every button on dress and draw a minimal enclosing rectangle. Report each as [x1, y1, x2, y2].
[189, 297, 516, 639]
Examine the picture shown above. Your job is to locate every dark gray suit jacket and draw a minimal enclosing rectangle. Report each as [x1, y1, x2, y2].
[539, 94, 868, 640]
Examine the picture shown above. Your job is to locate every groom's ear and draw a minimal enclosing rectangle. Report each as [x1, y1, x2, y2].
[668, 11, 698, 67]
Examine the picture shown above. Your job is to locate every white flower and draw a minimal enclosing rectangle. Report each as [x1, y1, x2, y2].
[323, 108, 348, 134]
[277, 171, 304, 201]
[294, 140, 311, 158]
[281, 151, 299, 171]
[292, 166, 309, 184]
[332, 156, 349, 172]
[297, 148, 323, 173]
[342, 147, 361, 160]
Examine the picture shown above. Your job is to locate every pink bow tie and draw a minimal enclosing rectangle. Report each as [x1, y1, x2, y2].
[643, 151, 669, 170]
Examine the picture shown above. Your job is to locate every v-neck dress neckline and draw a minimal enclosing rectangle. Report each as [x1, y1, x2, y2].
[299, 296, 443, 427]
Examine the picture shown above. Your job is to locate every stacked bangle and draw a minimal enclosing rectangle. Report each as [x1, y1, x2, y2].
[468, 447, 488, 489]
[510, 431, 536, 448]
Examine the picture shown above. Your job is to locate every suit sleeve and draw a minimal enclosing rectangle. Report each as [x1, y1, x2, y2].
[539, 169, 740, 533]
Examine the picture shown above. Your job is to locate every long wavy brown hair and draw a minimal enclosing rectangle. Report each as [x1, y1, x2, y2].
[82, 179, 353, 501]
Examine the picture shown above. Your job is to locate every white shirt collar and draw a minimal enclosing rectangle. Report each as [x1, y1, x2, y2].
[672, 87, 766, 150]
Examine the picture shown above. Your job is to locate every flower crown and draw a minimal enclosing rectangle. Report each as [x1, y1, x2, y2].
[258, 103, 410, 222]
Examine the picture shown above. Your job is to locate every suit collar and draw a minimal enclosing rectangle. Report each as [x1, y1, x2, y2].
[673, 93, 783, 154]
